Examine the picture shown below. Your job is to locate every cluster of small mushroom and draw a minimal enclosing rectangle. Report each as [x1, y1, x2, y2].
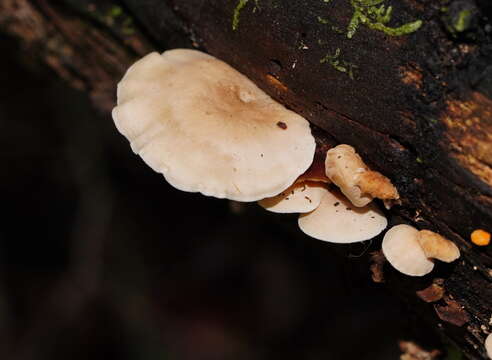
[259, 144, 393, 245]
[113, 48, 460, 278]
[382, 225, 460, 276]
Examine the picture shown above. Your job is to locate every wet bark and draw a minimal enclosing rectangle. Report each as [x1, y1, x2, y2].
[1, 0, 491, 358]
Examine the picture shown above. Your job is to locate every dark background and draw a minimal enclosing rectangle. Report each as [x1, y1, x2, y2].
[0, 34, 412, 360]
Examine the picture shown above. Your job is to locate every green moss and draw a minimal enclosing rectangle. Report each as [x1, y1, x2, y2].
[347, 0, 422, 38]
[320, 48, 358, 79]
[232, 0, 249, 30]
[108, 6, 123, 18]
[318, 16, 345, 34]
[232, 0, 259, 30]
[365, 19, 422, 36]
[122, 17, 135, 35]
[453, 9, 471, 32]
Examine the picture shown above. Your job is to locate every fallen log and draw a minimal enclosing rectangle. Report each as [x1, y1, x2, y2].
[1, 0, 491, 358]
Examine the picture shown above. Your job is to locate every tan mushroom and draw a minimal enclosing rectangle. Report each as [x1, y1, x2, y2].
[382, 224, 434, 277]
[485, 333, 492, 359]
[417, 230, 460, 263]
[325, 144, 399, 207]
[298, 189, 387, 243]
[113, 49, 316, 201]
[258, 181, 328, 213]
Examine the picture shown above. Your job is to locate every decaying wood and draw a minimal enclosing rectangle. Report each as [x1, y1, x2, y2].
[1, 0, 491, 358]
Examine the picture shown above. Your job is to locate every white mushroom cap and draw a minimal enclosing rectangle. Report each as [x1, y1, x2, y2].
[382, 224, 434, 276]
[113, 49, 316, 201]
[258, 181, 328, 213]
[298, 189, 387, 243]
[485, 333, 492, 359]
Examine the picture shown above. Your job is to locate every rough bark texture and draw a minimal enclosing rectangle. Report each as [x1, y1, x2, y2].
[1, 0, 491, 358]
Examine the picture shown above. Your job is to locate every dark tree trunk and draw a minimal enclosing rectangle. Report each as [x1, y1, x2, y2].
[1, 0, 491, 358]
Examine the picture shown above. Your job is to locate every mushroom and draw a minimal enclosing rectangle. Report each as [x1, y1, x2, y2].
[258, 181, 328, 213]
[417, 230, 460, 263]
[485, 333, 492, 359]
[471, 229, 491, 246]
[298, 189, 387, 243]
[325, 144, 399, 207]
[113, 49, 316, 201]
[382, 224, 435, 277]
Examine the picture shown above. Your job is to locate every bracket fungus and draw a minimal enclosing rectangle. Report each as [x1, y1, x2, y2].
[113, 49, 316, 201]
[382, 225, 461, 276]
[325, 144, 399, 207]
[298, 189, 387, 243]
[417, 230, 460, 263]
[382, 224, 435, 277]
[258, 181, 328, 213]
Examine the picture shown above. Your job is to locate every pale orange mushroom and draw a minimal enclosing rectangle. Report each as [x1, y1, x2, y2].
[471, 229, 491, 246]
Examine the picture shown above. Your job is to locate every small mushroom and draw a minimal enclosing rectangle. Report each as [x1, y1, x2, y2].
[382, 224, 434, 277]
[298, 189, 387, 243]
[485, 333, 492, 359]
[471, 229, 491, 246]
[417, 230, 460, 263]
[113, 49, 316, 201]
[325, 144, 399, 207]
[258, 181, 328, 213]
[325, 144, 371, 207]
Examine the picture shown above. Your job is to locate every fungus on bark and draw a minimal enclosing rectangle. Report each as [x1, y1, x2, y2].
[112, 49, 316, 201]
[417, 230, 460, 263]
[382, 224, 435, 277]
[471, 229, 491, 246]
[325, 144, 399, 207]
[258, 181, 328, 213]
[382, 225, 461, 277]
[298, 189, 387, 243]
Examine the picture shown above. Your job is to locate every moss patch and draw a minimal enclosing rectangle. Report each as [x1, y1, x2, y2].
[347, 0, 422, 39]
[320, 48, 358, 79]
[232, 0, 260, 31]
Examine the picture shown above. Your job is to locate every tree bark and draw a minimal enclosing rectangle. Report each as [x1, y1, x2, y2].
[1, 0, 491, 358]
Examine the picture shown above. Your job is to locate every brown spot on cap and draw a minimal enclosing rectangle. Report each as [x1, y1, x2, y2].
[277, 121, 287, 130]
